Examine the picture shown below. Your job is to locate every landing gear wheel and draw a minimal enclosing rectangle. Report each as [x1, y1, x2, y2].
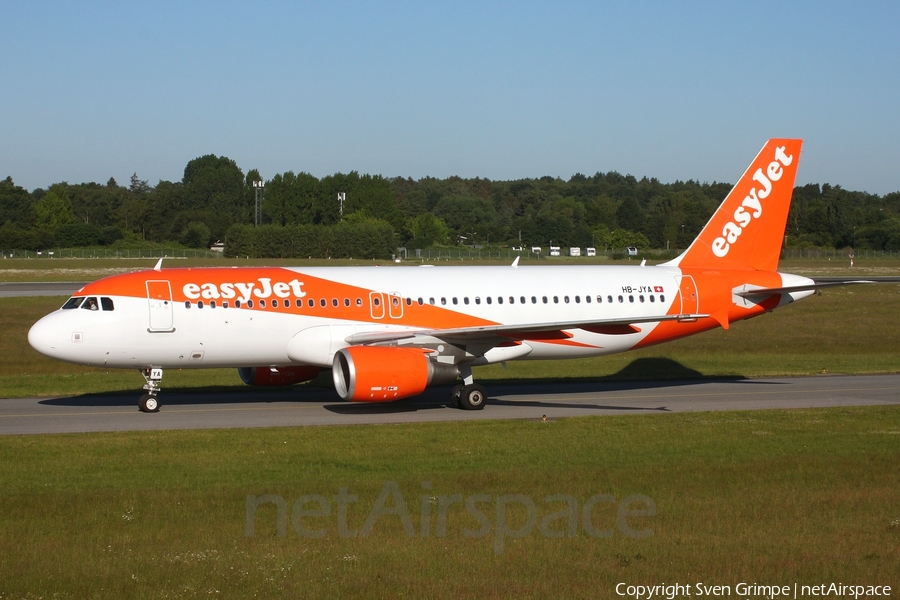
[138, 393, 160, 413]
[458, 384, 487, 410]
[450, 384, 463, 408]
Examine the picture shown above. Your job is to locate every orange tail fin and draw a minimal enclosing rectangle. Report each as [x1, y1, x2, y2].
[669, 139, 803, 271]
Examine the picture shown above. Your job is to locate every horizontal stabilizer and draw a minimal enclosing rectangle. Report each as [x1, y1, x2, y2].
[735, 280, 875, 298]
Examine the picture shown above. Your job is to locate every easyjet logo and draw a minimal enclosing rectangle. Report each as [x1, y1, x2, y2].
[183, 278, 307, 303]
[711, 146, 794, 258]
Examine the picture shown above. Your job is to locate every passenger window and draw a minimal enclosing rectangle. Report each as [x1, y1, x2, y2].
[650, 295, 655, 303]
[497, 297, 503, 304]
[210, 300, 217, 309]
[575, 296, 581, 303]
[660, 294, 666, 303]
[296, 299, 302, 308]
[520, 296, 525, 304]
[184, 301, 191, 309]
[332, 298, 338, 307]
[271, 300, 277, 308]
[307, 299, 314, 307]
[405, 297, 411, 306]
[542, 296, 548, 304]
[564, 296, 570, 303]
[629, 295, 634, 303]
[553, 296, 559, 304]
[429, 298, 435, 305]
[320, 299, 326, 307]
[417, 298, 424, 306]
[441, 297, 447, 305]
[532, 296, 537, 304]
[81, 297, 100, 311]
[357, 298, 363, 306]
[100, 297, 114, 311]
[236, 300, 242, 308]
[597, 295, 603, 303]
[585, 295, 591, 303]
[246, 300, 253, 308]
[345, 298, 351, 307]
[609, 296, 614, 303]
[464, 297, 470, 305]
[486, 297, 492, 305]
[198, 301, 205, 309]
[223, 301, 229, 309]
[260, 300, 266, 308]
[63, 297, 84, 309]
[639, 295, 644, 303]
[453, 297, 458, 305]
[475, 297, 481, 305]
[618, 296, 623, 303]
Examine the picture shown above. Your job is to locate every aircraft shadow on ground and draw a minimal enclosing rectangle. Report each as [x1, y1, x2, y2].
[39, 357, 780, 409]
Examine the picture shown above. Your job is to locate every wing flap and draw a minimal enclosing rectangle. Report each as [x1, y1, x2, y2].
[343, 313, 709, 345]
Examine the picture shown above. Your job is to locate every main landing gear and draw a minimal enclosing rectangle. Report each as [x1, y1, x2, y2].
[450, 365, 488, 410]
[139, 368, 163, 413]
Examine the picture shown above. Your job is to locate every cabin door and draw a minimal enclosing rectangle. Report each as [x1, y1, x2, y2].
[146, 280, 174, 332]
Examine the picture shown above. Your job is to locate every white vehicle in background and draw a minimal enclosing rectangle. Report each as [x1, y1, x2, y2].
[568, 247, 581, 257]
[549, 246, 561, 256]
[586, 247, 596, 257]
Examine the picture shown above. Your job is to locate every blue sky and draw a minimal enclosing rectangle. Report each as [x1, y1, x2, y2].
[2, 1, 898, 194]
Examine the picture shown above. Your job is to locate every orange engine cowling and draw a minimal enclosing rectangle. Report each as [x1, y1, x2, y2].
[238, 366, 321, 386]
[332, 346, 459, 402]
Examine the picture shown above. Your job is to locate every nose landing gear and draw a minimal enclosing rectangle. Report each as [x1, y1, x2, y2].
[139, 368, 163, 413]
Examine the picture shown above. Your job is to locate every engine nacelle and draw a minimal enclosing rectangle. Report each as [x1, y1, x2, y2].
[238, 366, 321, 387]
[332, 346, 459, 402]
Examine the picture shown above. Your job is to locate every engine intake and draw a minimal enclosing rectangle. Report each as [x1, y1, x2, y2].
[332, 346, 459, 402]
[238, 366, 321, 386]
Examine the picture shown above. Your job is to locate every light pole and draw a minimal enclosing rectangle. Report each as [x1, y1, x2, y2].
[253, 180, 264, 227]
[338, 192, 345, 219]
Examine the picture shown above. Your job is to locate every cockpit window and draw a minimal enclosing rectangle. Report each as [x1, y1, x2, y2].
[81, 297, 100, 311]
[62, 297, 84, 309]
[100, 297, 115, 311]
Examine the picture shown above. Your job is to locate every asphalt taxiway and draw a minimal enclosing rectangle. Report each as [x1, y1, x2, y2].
[1, 374, 898, 435]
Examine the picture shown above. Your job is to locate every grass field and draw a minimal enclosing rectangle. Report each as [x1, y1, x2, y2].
[0, 407, 898, 598]
[1, 259, 899, 597]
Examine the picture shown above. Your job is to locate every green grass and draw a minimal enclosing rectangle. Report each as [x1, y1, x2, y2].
[4, 256, 900, 282]
[0, 407, 897, 598]
[2, 259, 899, 597]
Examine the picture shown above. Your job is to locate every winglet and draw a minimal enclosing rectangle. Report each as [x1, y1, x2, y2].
[667, 139, 803, 272]
[511, 256, 520, 268]
[153, 258, 164, 271]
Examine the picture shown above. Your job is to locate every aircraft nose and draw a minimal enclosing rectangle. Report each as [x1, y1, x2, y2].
[28, 315, 59, 357]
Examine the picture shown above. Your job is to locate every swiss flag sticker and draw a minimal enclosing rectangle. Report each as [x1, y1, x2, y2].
[654, 286, 663, 292]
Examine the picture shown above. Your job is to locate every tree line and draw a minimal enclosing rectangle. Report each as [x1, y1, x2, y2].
[2, 154, 899, 259]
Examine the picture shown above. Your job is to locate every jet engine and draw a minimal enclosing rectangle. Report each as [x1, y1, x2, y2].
[332, 346, 459, 402]
[238, 366, 321, 386]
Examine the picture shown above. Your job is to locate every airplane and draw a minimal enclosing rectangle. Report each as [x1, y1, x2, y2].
[27, 138, 872, 413]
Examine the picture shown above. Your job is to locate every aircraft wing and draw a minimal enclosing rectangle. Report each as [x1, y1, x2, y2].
[343, 312, 709, 345]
